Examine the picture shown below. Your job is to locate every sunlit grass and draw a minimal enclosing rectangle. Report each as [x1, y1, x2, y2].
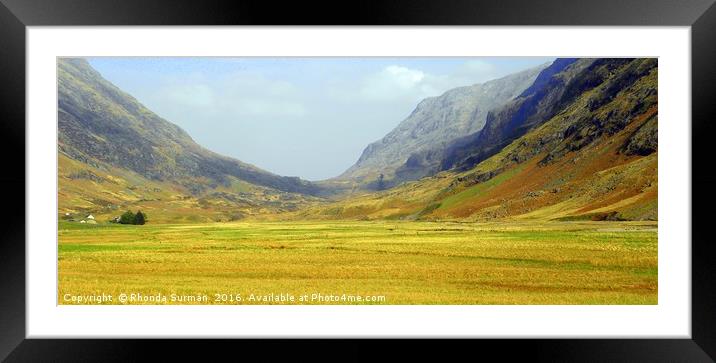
[58, 220, 657, 305]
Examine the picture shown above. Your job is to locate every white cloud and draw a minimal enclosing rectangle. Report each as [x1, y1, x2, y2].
[356, 61, 500, 104]
[359, 65, 428, 101]
[383, 65, 425, 88]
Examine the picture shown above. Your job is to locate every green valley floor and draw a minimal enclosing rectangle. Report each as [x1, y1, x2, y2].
[58, 220, 657, 305]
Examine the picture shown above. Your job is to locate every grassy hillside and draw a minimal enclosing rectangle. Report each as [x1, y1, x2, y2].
[294, 59, 657, 222]
[59, 59, 327, 189]
[59, 153, 326, 223]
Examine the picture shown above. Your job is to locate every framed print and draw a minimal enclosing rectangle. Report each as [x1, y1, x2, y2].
[2, 0, 716, 361]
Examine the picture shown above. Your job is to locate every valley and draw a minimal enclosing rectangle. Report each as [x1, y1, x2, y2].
[57, 57, 659, 305]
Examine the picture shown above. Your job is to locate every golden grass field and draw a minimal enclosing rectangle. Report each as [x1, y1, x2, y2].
[58, 220, 657, 305]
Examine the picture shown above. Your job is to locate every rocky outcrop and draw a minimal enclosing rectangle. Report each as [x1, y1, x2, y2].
[622, 114, 658, 156]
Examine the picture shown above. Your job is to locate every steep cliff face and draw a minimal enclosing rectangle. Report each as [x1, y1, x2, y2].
[58, 58, 323, 196]
[336, 63, 549, 187]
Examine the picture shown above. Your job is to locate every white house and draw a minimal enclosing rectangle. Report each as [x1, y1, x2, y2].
[86, 214, 95, 220]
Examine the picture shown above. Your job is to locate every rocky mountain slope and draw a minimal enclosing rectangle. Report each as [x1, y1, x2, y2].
[440, 58, 656, 172]
[58, 58, 326, 222]
[334, 63, 549, 188]
[295, 58, 658, 221]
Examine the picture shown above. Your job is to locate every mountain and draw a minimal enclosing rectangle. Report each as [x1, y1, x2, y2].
[295, 58, 658, 221]
[58, 58, 326, 222]
[334, 63, 549, 189]
[57, 57, 658, 223]
[439, 58, 655, 172]
[59, 58, 322, 195]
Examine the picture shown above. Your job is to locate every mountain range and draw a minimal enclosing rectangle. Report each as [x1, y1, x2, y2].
[58, 57, 657, 223]
[297, 58, 657, 221]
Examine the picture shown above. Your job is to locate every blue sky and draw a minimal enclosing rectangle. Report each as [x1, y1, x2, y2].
[88, 57, 555, 181]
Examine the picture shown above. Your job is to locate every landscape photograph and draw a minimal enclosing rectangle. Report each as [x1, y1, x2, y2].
[57, 57, 658, 305]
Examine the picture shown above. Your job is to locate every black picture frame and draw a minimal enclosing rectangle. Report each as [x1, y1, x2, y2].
[1, 0, 715, 361]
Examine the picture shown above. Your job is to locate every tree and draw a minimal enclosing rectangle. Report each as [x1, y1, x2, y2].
[119, 210, 135, 224]
[134, 210, 146, 225]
